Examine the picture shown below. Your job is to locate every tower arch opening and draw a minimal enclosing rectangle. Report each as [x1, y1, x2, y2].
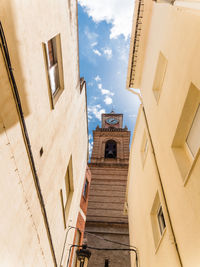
[105, 140, 117, 158]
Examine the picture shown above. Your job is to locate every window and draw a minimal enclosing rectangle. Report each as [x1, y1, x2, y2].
[46, 38, 59, 95]
[105, 259, 109, 267]
[43, 34, 64, 108]
[151, 192, 166, 249]
[80, 77, 86, 94]
[172, 83, 200, 182]
[141, 131, 148, 166]
[60, 156, 74, 228]
[105, 140, 117, 158]
[157, 206, 166, 235]
[152, 52, 167, 103]
[83, 179, 89, 199]
[186, 104, 200, 157]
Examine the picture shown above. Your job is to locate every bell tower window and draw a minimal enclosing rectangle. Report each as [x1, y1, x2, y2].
[105, 140, 117, 159]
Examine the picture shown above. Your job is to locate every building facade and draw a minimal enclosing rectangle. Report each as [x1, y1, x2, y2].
[68, 165, 92, 267]
[0, 1, 89, 266]
[126, 0, 200, 266]
[85, 112, 131, 267]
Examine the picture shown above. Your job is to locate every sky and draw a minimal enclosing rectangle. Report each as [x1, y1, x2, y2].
[78, 0, 140, 156]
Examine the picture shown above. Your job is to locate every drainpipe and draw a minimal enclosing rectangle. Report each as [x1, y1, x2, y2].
[127, 87, 183, 267]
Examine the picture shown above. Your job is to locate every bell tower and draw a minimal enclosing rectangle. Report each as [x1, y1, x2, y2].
[91, 111, 129, 164]
[85, 111, 131, 267]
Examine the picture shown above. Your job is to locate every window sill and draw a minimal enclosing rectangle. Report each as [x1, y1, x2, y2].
[172, 146, 193, 181]
[153, 89, 161, 104]
[183, 147, 200, 186]
[155, 227, 166, 254]
[141, 151, 148, 168]
[51, 87, 64, 109]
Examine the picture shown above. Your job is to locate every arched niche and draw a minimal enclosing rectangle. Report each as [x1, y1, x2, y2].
[104, 140, 117, 159]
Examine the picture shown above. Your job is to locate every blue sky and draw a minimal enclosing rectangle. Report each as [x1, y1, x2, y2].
[78, 1, 140, 155]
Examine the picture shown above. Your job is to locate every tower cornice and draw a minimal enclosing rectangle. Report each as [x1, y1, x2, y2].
[88, 162, 129, 168]
[95, 128, 129, 132]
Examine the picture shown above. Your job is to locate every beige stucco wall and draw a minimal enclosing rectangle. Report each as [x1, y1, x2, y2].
[127, 107, 181, 267]
[127, 2, 200, 267]
[0, 1, 88, 266]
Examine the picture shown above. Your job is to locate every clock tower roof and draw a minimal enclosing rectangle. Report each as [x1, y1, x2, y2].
[101, 112, 123, 129]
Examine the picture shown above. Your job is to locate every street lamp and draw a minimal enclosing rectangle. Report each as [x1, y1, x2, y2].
[76, 244, 91, 267]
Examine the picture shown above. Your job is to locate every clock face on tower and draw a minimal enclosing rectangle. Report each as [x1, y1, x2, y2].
[106, 117, 119, 125]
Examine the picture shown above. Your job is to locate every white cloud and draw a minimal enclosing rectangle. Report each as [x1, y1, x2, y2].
[98, 83, 103, 89]
[88, 134, 93, 156]
[94, 75, 101, 82]
[118, 43, 129, 62]
[98, 83, 114, 96]
[91, 42, 98, 47]
[128, 114, 137, 118]
[103, 48, 112, 59]
[84, 26, 98, 42]
[84, 27, 99, 53]
[88, 81, 94, 87]
[89, 141, 93, 157]
[104, 96, 113, 105]
[79, 0, 134, 39]
[93, 49, 101, 56]
[88, 104, 105, 121]
[88, 114, 92, 119]
[101, 89, 114, 95]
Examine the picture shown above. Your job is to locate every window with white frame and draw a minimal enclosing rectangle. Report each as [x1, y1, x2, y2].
[43, 34, 64, 108]
[151, 192, 166, 249]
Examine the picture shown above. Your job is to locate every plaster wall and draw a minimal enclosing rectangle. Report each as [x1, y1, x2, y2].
[127, 107, 180, 267]
[141, 3, 200, 266]
[0, 1, 88, 266]
[127, 2, 200, 266]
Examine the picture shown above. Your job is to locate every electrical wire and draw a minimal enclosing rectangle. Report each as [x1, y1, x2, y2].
[68, 226, 139, 267]
[85, 230, 137, 250]
[69, 226, 137, 250]
[66, 244, 138, 267]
